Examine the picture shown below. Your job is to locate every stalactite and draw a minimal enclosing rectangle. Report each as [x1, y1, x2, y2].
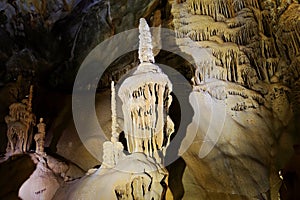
[284, 30, 300, 56]
[174, 0, 283, 89]
[177, 13, 257, 45]
[119, 84, 173, 158]
[187, 0, 249, 20]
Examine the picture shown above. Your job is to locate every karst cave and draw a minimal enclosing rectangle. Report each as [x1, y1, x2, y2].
[0, 0, 300, 199]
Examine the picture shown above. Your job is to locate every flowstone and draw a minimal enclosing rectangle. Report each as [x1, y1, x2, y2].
[171, 1, 297, 199]
[19, 153, 85, 200]
[19, 156, 62, 200]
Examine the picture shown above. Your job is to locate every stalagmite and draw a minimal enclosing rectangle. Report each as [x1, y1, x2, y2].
[102, 141, 115, 168]
[101, 81, 125, 168]
[118, 18, 174, 162]
[173, 0, 268, 88]
[27, 85, 33, 112]
[5, 86, 36, 155]
[34, 118, 46, 155]
[53, 17, 173, 200]
[138, 18, 155, 64]
[111, 81, 118, 142]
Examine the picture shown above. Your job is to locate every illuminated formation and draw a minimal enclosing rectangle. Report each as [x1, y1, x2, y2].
[118, 18, 174, 163]
[34, 118, 46, 155]
[5, 85, 36, 155]
[25, 18, 175, 200]
[101, 81, 124, 168]
[97, 18, 174, 199]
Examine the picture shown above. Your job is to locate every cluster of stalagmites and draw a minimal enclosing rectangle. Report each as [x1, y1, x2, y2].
[173, 0, 300, 90]
[115, 18, 174, 164]
[3, 85, 86, 199]
[5, 85, 36, 155]
[99, 18, 173, 199]
[4, 85, 48, 157]
[3, 17, 174, 200]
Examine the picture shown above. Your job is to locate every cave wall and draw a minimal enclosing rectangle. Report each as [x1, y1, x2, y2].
[170, 0, 300, 199]
[0, 0, 168, 152]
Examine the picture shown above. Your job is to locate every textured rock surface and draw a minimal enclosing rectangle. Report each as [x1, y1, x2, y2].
[53, 153, 170, 200]
[19, 153, 85, 200]
[170, 0, 300, 199]
[19, 158, 62, 200]
[0, 0, 299, 199]
[0, 0, 166, 157]
[0, 154, 35, 199]
[181, 80, 292, 198]
[0, 0, 161, 88]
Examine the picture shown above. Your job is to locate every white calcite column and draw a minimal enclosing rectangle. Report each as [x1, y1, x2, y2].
[118, 18, 174, 162]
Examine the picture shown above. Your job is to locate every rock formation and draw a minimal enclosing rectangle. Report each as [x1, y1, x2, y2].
[118, 18, 174, 163]
[19, 156, 62, 200]
[0, 0, 299, 199]
[170, 0, 299, 199]
[34, 118, 46, 155]
[53, 18, 173, 200]
[19, 154, 85, 200]
[101, 82, 124, 168]
[5, 85, 36, 155]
